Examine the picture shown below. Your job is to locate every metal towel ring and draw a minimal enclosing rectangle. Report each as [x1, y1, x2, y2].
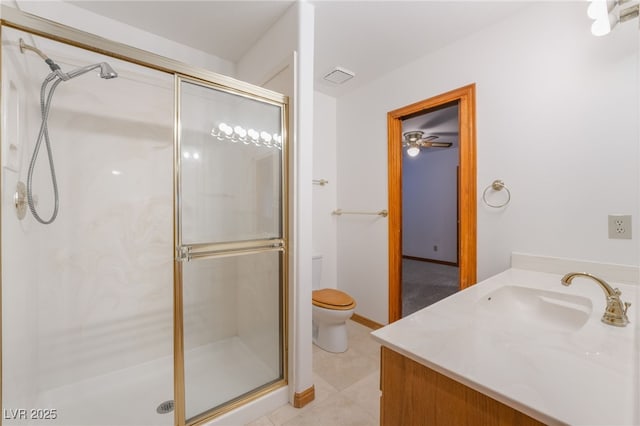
[482, 180, 511, 208]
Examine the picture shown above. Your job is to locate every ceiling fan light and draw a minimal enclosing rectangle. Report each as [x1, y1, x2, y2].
[403, 131, 424, 143]
[406, 146, 420, 157]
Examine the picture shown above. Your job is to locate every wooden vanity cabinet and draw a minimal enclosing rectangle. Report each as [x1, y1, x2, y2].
[380, 346, 544, 426]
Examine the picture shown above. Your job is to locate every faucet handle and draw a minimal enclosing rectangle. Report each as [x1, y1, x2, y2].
[562, 272, 630, 326]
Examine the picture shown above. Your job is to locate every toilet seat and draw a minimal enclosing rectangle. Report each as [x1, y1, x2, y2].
[312, 289, 356, 310]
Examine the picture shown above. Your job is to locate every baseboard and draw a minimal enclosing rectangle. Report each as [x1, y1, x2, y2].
[293, 385, 315, 408]
[351, 313, 384, 330]
[402, 255, 458, 267]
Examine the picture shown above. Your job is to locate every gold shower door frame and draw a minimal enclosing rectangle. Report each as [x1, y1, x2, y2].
[0, 6, 289, 426]
[174, 75, 289, 425]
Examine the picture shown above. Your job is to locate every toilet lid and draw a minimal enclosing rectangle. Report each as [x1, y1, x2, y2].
[312, 289, 356, 310]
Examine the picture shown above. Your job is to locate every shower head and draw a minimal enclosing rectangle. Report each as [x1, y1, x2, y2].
[98, 62, 118, 79]
[65, 62, 118, 80]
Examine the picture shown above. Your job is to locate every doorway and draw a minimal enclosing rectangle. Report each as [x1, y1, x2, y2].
[387, 84, 477, 323]
[401, 103, 460, 316]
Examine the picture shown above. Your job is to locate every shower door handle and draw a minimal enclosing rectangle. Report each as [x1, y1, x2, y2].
[177, 240, 284, 262]
[177, 246, 190, 261]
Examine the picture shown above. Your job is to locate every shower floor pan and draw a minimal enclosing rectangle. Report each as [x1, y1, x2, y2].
[23, 336, 277, 426]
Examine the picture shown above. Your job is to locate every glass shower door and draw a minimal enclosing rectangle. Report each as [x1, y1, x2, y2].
[176, 77, 286, 422]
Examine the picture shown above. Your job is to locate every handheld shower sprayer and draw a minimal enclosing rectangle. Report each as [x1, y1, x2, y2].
[19, 38, 118, 224]
[65, 62, 118, 80]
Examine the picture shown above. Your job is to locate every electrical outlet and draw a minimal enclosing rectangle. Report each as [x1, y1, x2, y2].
[608, 215, 632, 239]
[433, 245, 438, 252]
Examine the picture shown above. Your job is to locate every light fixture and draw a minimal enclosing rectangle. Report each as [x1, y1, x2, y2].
[181, 151, 201, 160]
[234, 125, 247, 139]
[248, 128, 259, 143]
[406, 144, 420, 157]
[260, 131, 272, 143]
[215, 123, 233, 140]
[591, 13, 617, 35]
[587, 0, 615, 19]
[402, 130, 453, 157]
[589, 0, 618, 35]
[587, 0, 639, 36]
[211, 122, 282, 150]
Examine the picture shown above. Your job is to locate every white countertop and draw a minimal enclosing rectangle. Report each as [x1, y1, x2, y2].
[372, 268, 639, 426]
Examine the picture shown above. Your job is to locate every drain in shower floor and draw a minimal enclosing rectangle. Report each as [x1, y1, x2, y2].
[156, 400, 174, 414]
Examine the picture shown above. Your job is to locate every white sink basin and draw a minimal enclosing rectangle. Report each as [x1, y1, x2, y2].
[373, 268, 637, 426]
[477, 285, 593, 332]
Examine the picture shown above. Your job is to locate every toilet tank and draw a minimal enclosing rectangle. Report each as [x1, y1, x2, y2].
[312, 255, 322, 290]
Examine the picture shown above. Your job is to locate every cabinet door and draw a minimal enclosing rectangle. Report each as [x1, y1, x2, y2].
[380, 347, 544, 426]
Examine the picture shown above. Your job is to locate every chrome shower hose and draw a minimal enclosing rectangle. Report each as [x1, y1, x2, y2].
[26, 72, 63, 224]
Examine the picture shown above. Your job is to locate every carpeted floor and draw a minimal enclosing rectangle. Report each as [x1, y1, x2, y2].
[402, 258, 459, 317]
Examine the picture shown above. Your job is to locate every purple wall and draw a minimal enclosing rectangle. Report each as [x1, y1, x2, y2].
[402, 147, 458, 263]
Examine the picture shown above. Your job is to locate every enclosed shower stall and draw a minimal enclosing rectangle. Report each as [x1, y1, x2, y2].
[1, 10, 287, 426]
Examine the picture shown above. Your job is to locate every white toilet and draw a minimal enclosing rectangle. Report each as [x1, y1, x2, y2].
[312, 255, 356, 353]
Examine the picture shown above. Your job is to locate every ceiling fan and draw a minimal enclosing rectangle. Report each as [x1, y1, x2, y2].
[402, 130, 452, 157]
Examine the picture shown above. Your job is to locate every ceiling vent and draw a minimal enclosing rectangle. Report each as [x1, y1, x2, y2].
[323, 67, 355, 84]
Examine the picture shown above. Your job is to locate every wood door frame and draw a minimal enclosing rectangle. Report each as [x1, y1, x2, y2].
[387, 84, 477, 323]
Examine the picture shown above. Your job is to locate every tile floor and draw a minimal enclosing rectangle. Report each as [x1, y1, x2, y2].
[246, 320, 381, 426]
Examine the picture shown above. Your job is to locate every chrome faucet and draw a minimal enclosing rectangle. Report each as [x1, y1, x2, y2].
[561, 272, 631, 327]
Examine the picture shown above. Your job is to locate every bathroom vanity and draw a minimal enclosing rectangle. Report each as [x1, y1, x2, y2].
[379, 346, 543, 425]
[372, 262, 639, 425]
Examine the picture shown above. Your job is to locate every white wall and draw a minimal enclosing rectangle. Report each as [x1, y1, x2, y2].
[403, 148, 458, 263]
[236, 0, 316, 406]
[313, 91, 338, 287]
[336, 2, 639, 325]
[13, 0, 235, 75]
[236, 3, 298, 86]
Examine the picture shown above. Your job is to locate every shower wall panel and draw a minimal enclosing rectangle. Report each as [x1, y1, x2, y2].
[2, 28, 175, 425]
[1, 28, 40, 411]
